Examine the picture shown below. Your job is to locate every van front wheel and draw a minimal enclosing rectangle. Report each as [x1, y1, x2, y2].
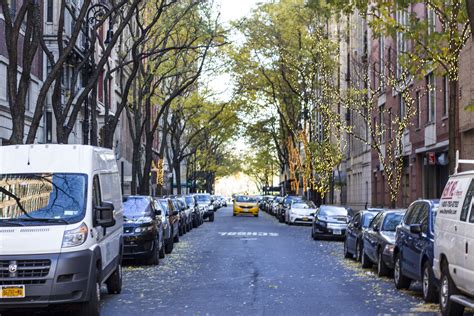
[106, 263, 122, 294]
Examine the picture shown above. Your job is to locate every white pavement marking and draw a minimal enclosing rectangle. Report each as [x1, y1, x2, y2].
[218, 232, 279, 237]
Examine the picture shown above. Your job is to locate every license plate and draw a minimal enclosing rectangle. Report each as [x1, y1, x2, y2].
[303, 217, 309, 221]
[333, 229, 342, 235]
[1, 285, 25, 298]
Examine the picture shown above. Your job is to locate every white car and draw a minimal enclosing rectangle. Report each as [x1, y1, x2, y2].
[0, 145, 123, 315]
[285, 201, 317, 225]
[434, 152, 474, 315]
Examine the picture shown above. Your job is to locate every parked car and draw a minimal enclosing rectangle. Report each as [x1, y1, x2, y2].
[176, 197, 194, 232]
[171, 198, 188, 236]
[312, 205, 349, 240]
[153, 198, 174, 254]
[285, 200, 317, 225]
[233, 195, 259, 217]
[393, 200, 439, 303]
[194, 193, 215, 222]
[433, 158, 474, 316]
[157, 198, 180, 244]
[184, 195, 202, 227]
[361, 209, 405, 277]
[278, 195, 304, 223]
[344, 209, 382, 261]
[123, 196, 164, 265]
[0, 145, 123, 315]
[271, 196, 284, 216]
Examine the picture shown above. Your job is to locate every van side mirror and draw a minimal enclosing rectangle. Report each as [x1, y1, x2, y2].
[410, 224, 422, 234]
[95, 202, 115, 228]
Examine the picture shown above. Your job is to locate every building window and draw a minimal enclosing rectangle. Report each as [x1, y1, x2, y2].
[379, 104, 385, 143]
[400, 96, 406, 120]
[443, 75, 449, 117]
[47, 0, 53, 22]
[396, 10, 409, 78]
[427, 73, 436, 123]
[427, 6, 436, 35]
[46, 111, 53, 143]
[379, 37, 385, 88]
[415, 91, 421, 128]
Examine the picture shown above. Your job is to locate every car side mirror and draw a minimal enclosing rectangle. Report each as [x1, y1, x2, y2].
[172, 210, 179, 216]
[410, 224, 422, 234]
[95, 201, 115, 228]
[373, 226, 379, 232]
[155, 209, 162, 216]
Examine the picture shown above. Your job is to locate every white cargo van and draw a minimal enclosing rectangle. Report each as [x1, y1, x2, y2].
[434, 152, 474, 315]
[0, 145, 123, 316]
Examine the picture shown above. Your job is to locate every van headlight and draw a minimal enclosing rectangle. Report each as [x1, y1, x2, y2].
[62, 223, 88, 248]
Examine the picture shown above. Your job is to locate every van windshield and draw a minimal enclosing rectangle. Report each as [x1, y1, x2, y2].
[0, 173, 87, 225]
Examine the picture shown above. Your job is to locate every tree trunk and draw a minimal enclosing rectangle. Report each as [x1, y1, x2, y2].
[131, 141, 141, 195]
[174, 161, 182, 194]
[448, 78, 459, 174]
[138, 133, 154, 196]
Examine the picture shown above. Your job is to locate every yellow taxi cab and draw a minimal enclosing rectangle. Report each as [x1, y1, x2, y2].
[233, 195, 259, 217]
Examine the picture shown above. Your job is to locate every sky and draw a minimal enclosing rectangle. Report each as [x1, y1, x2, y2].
[215, 0, 259, 23]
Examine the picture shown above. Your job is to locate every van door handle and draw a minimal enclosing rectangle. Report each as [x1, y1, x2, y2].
[466, 242, 469, 254]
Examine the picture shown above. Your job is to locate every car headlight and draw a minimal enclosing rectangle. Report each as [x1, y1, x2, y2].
[134, 225, 154, 233]
[384, 244, 395, 254]
[316, 220, 327, 227]
[62, 222, 88, 248]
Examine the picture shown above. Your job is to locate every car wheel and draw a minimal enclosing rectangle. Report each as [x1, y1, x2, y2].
[355, 242, 362, 262]
[159, 237, 166, 259]
[174, 230, 180, 243]
[254, 214, 259, 217]
[377, 250, 390, 277]
[393, 253, 411, 289]
[343, 239, 352, 259]
[178, 225, 183, 236]
[440, 261, 464, 316]
[233, 213, 237, 216]
[76, 269, 100, 316]
[209, 213, 215, 222]
[106, 263, 122, 294]
[146, 241, 159, 265]
[312, 227, 318, 240]
[422, 261, 438, 303]
[361, 248, 372, 269]
[165, 238, 173, 254]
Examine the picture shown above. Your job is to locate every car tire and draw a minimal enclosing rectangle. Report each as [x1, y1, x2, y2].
[174, 230, 180, 243]
[209, 213, 215, 222]
[394, 253, 411, 290]
[254, 214, 259, 217]
[312, 227, 318, 240]
[343, 240, 352, 259]
[179, 225, 183, 236]
[159, 237, 166, 259]
[440, 261, 464, 316]
[278, 215, 284, 223]
[76, 269, 100, 316]
[233, 213, 237, 216]
[377, 250, 390, 277]
[106, 263, 122, 294]
[146, 241, 159, 265]
[361, 248, 372, 269]
[355, 242, 362, 262]
[165, 238, 173, 254]
[422, 261, 438, 303]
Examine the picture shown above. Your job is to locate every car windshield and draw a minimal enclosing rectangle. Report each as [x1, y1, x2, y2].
[236, 196, 257, 203]
[362, 213, 376, 227]
[0, 173, 87, 225]
[292, 201, 316, 209]
[185, 196, 194, 206]
[320, 207, 347, 217]
[158, 199, 169, 213]
[123, 197, 152, 218]
[195, 195, 210, 202]
[382, 213, 404, 231]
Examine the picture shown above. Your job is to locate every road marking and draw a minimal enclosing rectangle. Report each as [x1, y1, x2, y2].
[218, 232, 279, 237]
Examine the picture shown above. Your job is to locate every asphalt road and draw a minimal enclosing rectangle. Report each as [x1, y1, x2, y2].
[100, 206, 441, 316]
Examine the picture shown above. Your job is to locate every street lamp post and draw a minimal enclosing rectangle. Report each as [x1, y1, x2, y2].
[82, 4, 114, 145]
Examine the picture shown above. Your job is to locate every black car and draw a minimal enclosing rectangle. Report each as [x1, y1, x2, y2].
[171, 198, 187, 236]
[157, 198, 180, 246]
[184, 195, 203, 228]
[393, 200, 439, 302]
[312, 205, 349, 240]
[361, 209, 406, 276]
[278, 195, 304, 223]
[344, 209, 382, 261]
[123, 196, 164, 265]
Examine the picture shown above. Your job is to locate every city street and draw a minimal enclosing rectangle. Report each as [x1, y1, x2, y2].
[100, 207, 438, 316]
